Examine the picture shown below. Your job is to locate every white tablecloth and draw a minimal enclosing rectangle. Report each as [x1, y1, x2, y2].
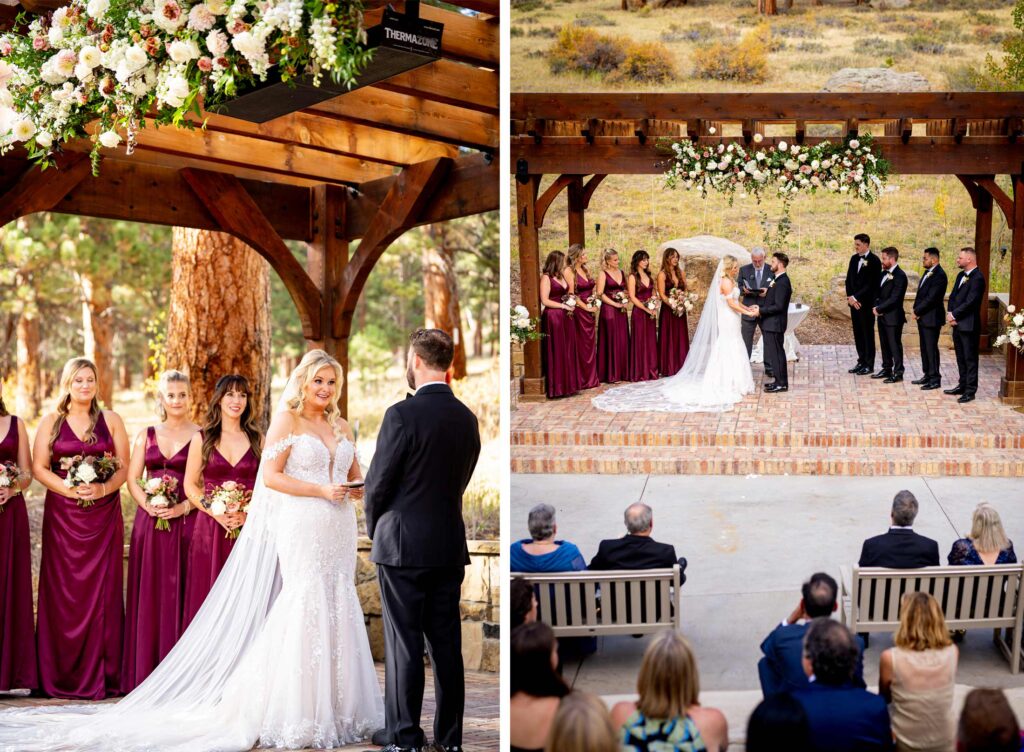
[750, 303, 811, 363]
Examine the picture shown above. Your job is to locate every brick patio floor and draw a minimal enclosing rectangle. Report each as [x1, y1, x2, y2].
[0, 665, 499, 751]
[512, 345, 1024, 476]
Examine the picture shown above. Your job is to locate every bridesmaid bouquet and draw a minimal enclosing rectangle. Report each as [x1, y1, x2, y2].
[0, 461, 24, 513]
[202, 481, 252, 540]
[139, 475, 180, 532]
[561, 294, 578, 317]
[645, 295, 660, 313]
[586, 295, 601, 310]
[613, 291, 629, 313]
[60, 453, 122, 507]
[668, 289, 698, 317]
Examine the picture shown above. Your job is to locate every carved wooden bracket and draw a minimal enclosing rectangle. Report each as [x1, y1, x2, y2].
[0, 153, 91, 227]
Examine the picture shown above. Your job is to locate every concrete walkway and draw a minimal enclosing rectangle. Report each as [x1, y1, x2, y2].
[512, 474, 1024, 746]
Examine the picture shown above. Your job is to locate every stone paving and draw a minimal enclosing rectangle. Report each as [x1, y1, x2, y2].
[0, 665, 499, 751]
[512, 345, 1024, 476]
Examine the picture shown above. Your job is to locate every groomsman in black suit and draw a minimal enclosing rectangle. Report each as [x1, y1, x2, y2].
[912, 248, 948, 390]
[871, 247, 909, 383]
[739, 247, 774, 367]
[945, 247, 987, 403]
[845, 233, 883, 375]
[757, 252, 793, 393]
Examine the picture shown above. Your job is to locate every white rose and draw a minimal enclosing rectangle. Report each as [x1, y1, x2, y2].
[12, 118, 35, 142]
[840, 185, 849, 193]
[35, 131, 53, 148]
[827, 180, 839, 191]
[87, 0, 110, 17]
[784, 159, 798, 171]
[0, 87, 12, 109]
[753, 133, 764, 143]
[145, 477, 164, 492]
[0, 476, 10, 488]
[791, 145, 800, 155]
[207, 0, 229, 13]
[717, 160, 728, 171]
[63, 476, 74, 489]
[79, 45, 102, 69]
[811, 160, 820, 170]
[743, 160, 757, 174]
[74, 61, 94, 81]
[798, 153, 808, 163]
[48, 25, 64, 46]
[854, 173, 863, 183]
[125, 45, 148, 72]
[514, 304, 529, 316]
[1011, 330, 1022, 346]
[188, 3, 216, 31]
[849, 139, 860, 149]
[161, 74, 190, 108]
[778, 141, 788, 152]
[1009, 305, 1017, 314]
[168, 40, 200, 63]
[76, 462, 98, 483]
[209, 499, 227, 515]
[1014, 313, 1024, 327]
[708, 126, 717, 135]
[149, 494, 169, 508]
[206, 29, 230, 56]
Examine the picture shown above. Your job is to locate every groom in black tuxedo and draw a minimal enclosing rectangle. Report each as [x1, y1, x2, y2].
[871, 246, 909, 383]
[945, 247, 987, 403]
[757, 252, 793, 393]
[912, 247, 948, 390]
[364, 329, 482, 752]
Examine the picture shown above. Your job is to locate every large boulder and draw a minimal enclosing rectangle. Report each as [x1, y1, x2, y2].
[822, 68, 930, 93]
[657, 235, 751, 322]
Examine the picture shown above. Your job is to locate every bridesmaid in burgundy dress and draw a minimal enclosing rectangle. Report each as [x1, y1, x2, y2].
[0, 391, 37, 692]
[32, 358, 130, 699]
[627, 250, 659, 382]
[121, 370, 200, 692]
[596, 248, 630, 383]
[540, 251, 581, 398]
[181, 374, 262, 629]
[563, 244, 600, 390]
[657, 247, 691, 377]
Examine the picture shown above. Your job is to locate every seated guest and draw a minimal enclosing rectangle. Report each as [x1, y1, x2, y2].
[510, 622, 570, 752]
[949, 502, 1017, 566]
[859, 490, 940, 568]
[792, 619, 893, 752]
[545, 691, 619, 752]
[589, 502, 687, 581]
[611, 630, 729, 752]
[511, 576, 538, 630]
[758, 572, 865, 697]
[879, 592, 958, 752]
[511, 503, 586, 573]
[957, 688, 1020, 752]
[746, 693, 812, 752]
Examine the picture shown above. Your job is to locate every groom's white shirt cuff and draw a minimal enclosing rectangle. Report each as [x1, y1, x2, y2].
[415, 381, 448, 394]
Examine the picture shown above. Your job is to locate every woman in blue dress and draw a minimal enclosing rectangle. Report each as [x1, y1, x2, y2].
[509, 502, 586, 574]
[948, 502, 1016, 566]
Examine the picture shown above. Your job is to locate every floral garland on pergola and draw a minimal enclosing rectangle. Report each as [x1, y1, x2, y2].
[0, 0, 371, 171]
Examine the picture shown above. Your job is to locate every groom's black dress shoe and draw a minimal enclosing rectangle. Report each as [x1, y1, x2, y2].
[958, 394, 976, 403]
[870, 370, 892, 380]
[921, 382, 941, 390]
[372, 729, 393, 746]
[944, 386, 965, 395]
[883, 375, 903, 384]
[368, 745, 420, 752]
[765, 384, 788, 393]
[854, 366, 872, 375]
[848, 364, 864, 374]
[911, 377, 928, 385]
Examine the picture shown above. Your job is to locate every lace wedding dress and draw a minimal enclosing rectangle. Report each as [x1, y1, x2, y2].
[0, 432, 384, 752]
[592, 261, 755, 413]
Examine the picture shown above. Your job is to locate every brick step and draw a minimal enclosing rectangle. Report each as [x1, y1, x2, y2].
[510, 444, 1024, 477]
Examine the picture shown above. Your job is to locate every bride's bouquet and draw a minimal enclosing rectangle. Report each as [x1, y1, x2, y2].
[203, 481, 252, 539]
[0, 461, 24, 513]
[561, 293, 578, 317]
[139, 475, 180, 532]
[613, 291, 629, 313]
[60, 453, 122, 507]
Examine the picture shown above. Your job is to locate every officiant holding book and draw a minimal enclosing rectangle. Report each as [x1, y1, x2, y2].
[740, 247, 774, 365]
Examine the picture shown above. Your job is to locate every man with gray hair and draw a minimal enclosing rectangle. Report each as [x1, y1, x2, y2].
[739, 247, 775, 363]
[858, 490, 940, 569]
[588, 502, 687, 582]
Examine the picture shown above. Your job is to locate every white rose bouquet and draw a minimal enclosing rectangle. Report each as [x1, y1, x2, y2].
[561, 293, 578, 317]
[995, 304, 1024, 354]
[0, 460, 24, 513]
[612, 291, 629, 313]
[60, 452, 122, 507]
[510, 304, 540, 345]
[202, 480, 251, 539]
[138, 474, 180, 531]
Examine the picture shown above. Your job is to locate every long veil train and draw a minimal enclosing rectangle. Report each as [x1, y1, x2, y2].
[0, 371, 382, 752]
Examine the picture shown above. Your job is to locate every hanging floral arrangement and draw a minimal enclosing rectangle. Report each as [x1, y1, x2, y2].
[0, 0, 372, 171]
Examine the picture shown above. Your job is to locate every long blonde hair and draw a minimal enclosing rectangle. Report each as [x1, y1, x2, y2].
[544, 691, 618, 752]
[971, 503, 1010, 553]
[567, 244, 588, 280]
[895, 592, 952, 652]
[49, 357, 101, 452]
[636, 630, 700, 720]
[281, 349, 345, 434]
[722, 254, 740, 277]
[156, 370, 190, 422]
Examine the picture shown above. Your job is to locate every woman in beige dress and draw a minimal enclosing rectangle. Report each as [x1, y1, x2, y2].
[879, 592, 958, 752]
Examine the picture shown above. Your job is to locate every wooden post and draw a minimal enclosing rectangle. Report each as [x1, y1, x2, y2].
[567, 176, 585, 248]
[974, 190, 994, 351]
[1002, 175, 1024, 405]
[309, 184, 350, 417]
[517, 174, 545, 399]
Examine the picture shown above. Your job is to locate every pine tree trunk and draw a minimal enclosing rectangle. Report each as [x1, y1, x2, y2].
[165, 229, 272, 430]
[15, 311, 41, 420]
[78, 274, 116, 408]
[759, 0, 778, 13]
[119, 362, 132, 390]
[423, 224, 467, 379]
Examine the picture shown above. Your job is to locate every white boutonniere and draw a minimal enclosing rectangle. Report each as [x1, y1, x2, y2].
[886, 273, 894, 281]
[768, 280, 776, 289]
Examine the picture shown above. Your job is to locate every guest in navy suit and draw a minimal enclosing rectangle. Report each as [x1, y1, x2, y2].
[792, 619, 893, 752]
[758, 572, 865, 698]
[858, 490, 940, 569]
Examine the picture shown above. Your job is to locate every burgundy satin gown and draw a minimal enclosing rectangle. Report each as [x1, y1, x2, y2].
[540, 274, 581, 398]
[659, 279, 691, 377]
[181, 443, 259, 630]
[598, 271, 630, 383]
[629, 275, 660, 382]
[121, 427, 196, 693]
[37, 413, 124, 699]
[573, 273, 600, 390]
[0, 417, 37, 691]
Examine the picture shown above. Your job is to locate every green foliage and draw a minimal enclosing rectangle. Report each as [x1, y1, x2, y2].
[692, 23, 769, 83]
[987, 0, 1024, 89]
[349, 325, 397, 378]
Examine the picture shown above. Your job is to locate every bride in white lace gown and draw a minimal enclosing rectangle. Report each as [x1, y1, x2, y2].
[592, 255, 758, 413]
[0, 350, 384, 752]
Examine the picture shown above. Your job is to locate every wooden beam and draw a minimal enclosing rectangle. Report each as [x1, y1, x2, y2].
[634, 119, 649, 146]
[535, 174, 577, 228]
[180, 168, 323, 339]
[0, 153, 91, 226]
[900, 118, 913, 144]
[1003, 174, 1024, 402]
[581, 174, 607, 210]
[511, 93, 1024, 122]
[795, 119, 806, 145]
[373, 59, 497, 114]
[364, 2, 498, 68]
[441, 0, 499, 15]
[309, 89, 497, 151]
[567, 176, 586, 248]
[975, 177, 1014, 226]
[516, 174, 544, 398]
[199, 110, 459, 167]
[334, 157, 453, 336]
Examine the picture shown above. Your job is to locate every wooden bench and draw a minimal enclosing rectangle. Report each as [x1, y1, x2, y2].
[840, 563, 1024, 673]
[511, 566, 682, 637]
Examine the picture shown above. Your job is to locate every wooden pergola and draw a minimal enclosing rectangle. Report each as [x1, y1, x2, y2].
[512, 92, 1024, 406]
[0, 0, 498, 415]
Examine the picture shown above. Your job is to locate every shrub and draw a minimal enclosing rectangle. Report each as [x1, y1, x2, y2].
[856, 36, 907, 57]
[905, 32, 947, 55]
[660, 21, 735, 44]
[510, 26, 524, 37]
[975, 25, 1010, 44]
[944, 62, 1009, 92]
[693, 23, 770, 83]
[607, 42, 676, 84]
[796, 40, 826, 53]
[573, 11, 617, 26]
[528, 26, 558, 38]
[548, 25, 675, 82]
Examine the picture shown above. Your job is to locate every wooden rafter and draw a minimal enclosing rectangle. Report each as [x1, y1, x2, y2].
[0, 153, 91, 226]
[375, 59, 497, 115]
[180, 168, 323, 339]
[334, 156, 453, 337]
[581, 174, 607, 210]
[975, 177, 1014, 225]
[535, 175, 577, 228]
